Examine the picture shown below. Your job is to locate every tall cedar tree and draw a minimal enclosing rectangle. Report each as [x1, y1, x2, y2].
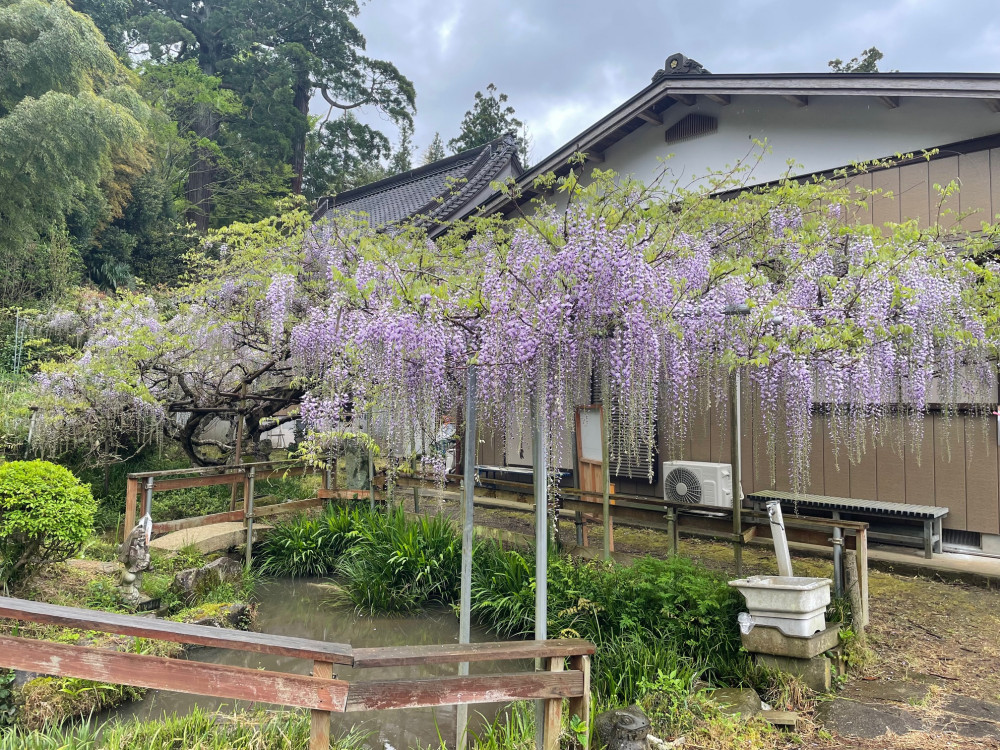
[80, 0, 415, 230]
[422, 132, 446, 165]
[448, 84, 527, 161]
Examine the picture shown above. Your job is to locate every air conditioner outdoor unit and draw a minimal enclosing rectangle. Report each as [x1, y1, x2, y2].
[662, 461, 733, 508]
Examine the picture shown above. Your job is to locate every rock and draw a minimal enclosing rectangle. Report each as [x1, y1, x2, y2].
[186, 602, 254, 629]
[814, 699, 923, 739]
[841, 679, 931, 705]
[169, 557, 244, 603]
[929, 715, 1000, 739]
[940, 695, 1000, 723]
[756, 653, 831, 692]
[595, 706, 650, 750]
[707, 687, 762, 717]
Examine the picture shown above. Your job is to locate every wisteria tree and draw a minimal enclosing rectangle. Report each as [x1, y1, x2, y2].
[27, 204, 317, 468]
[21, 161, 1000, 493]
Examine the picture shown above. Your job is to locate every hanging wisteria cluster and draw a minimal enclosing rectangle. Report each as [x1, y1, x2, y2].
[25, 173, 1000, 489]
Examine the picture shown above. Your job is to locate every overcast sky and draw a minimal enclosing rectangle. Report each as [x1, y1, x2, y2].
[328, 0, 1000, 164]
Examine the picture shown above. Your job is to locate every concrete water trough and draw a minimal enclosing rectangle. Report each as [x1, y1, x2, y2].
[729, 575, 832, 637]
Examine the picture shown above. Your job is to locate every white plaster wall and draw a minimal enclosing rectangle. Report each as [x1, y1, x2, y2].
[602, 96, 1000, 188]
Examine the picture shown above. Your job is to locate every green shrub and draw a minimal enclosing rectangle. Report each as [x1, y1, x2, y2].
[258, 515, 339, 578]
[0, 460, 96, 589]
[336, 508, 461, 613]
[84, 578, 124, 611]
[0, 668, 16, 729]
[150, 486, 229, 521]
[470, 542, 535, 637]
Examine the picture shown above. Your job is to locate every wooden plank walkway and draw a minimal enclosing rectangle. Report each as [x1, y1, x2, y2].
[150, 522, 271, 554]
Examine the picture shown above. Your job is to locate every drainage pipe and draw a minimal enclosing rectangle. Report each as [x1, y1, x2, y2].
[766, 501, 794, 577]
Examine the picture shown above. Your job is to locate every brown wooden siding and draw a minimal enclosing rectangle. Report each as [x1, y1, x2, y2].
[487, 145, 1000, 539]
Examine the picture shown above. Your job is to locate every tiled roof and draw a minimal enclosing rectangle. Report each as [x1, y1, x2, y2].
[313, 134, 521, 231]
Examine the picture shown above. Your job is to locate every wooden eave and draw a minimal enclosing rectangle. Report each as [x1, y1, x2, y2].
[481, 72, 1000, 218]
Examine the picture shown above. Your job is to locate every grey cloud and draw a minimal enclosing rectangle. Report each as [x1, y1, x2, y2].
[325, 0, 1000, 162]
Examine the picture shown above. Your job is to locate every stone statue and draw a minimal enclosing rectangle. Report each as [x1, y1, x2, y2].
[595, 706, 651, 750]
[118, 514, 152, 607]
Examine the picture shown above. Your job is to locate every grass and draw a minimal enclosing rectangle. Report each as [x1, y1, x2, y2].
[0, 709, 368, 749]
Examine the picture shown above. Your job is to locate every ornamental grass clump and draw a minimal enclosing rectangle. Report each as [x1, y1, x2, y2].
[470, 546, 747, 701]
[336, 507, 461, 613]
[0, 460, 96, 590]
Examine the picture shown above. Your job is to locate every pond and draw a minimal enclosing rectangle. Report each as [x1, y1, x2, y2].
[105, 578, 520, 749]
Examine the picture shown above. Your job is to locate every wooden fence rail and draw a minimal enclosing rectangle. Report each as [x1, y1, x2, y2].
[0, 596, 593, 750]
[123, 460, 330, 542]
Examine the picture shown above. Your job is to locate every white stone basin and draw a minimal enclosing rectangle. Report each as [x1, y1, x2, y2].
[729, 576, 832, 637]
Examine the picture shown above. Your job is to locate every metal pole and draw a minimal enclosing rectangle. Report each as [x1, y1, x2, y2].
[532, 398, 548, 750]
[368, 443, 375, 511]
[142, 477, 154, 518]
[411, 456, 420, 514]
[729, 368, 743, 576]
[245, 467, 256, 568]
[601, 404, 611, 562]
[456, 367, 477, 750]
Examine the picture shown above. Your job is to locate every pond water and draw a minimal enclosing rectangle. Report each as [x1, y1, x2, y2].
[105, 578, 523, 749]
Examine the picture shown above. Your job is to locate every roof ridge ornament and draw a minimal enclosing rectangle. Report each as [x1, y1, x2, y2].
[652, 53, 711, 81]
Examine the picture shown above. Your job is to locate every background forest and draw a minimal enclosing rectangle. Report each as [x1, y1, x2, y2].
[0, 0, 527, 309]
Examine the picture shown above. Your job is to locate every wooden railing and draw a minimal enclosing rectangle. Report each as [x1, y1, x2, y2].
[393, 474, 871, 624]
[0, 596, 593, 750]
[123, 460, 332, 541]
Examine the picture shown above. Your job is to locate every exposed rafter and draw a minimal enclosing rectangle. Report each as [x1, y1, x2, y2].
[783, 95, 809, 107]
[986, 98, 1000, 113]
[670, 93, 696, 106]
[637, 109, 664, 125]
[878, 96, 900, 109]
[705, 93, 731, 106]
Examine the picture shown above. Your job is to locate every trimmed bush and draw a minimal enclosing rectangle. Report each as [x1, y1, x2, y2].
[0, 460, 96, 589]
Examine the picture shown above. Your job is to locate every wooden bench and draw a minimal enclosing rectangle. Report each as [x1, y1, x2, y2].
[747, 489, 947, 559]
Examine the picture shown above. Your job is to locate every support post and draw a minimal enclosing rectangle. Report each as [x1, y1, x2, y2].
[567, 654, 591, 750]
[729, 368, 743, 576]
[142, 477, 154, 518]
[245, 467, 256, 568]
[532, 398, 549, 750]
[230, 385, 246, 512]
[456, 366, 477, 750]
[310, 660, 334, 750]
[845, 549, 865, 640]
[411, 456, 420, 514]
[665, 508, 677, 556]
[123, 478, 139, 540]
[601, 404, 611, 561]
[368, 443, 375, 512]
[831, 512, 844, 598]
[542, 656, 564, 750]
[856, 527, 869, 628]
